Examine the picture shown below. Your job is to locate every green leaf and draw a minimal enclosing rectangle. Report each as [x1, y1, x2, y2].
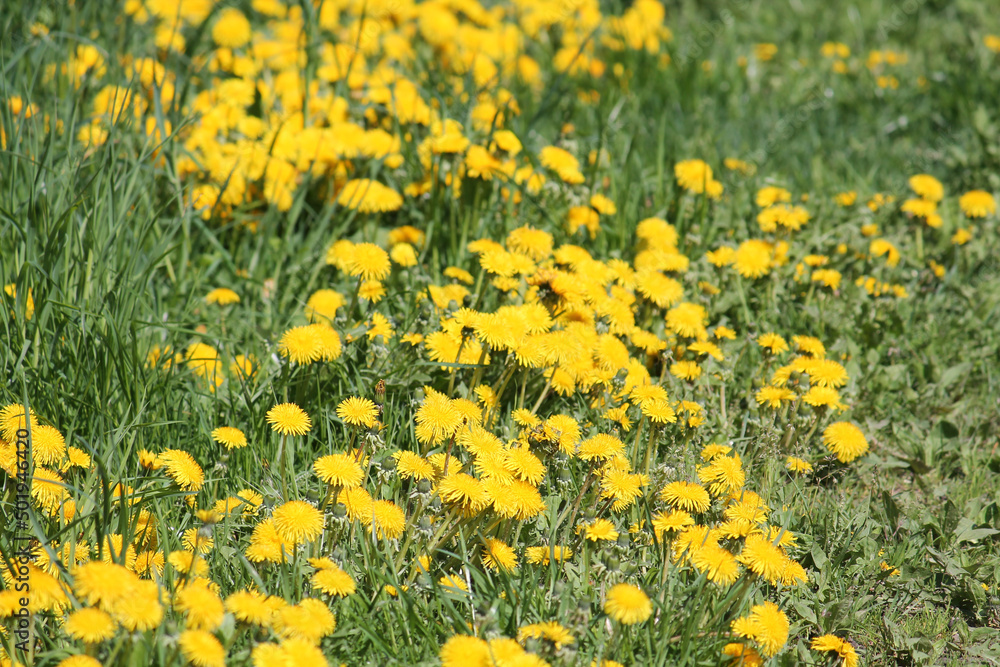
[882, 490, 901, 529]
[937, 362, 972, 391]
[792, 601, 818, 624]
[953, 517, 999, 544]
[810, 544, 829, 571]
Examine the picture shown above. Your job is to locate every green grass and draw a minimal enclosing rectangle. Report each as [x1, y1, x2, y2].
[2, 0, 1000, 665]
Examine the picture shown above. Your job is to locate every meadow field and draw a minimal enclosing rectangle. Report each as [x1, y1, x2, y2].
[2, 0, 1000, 665]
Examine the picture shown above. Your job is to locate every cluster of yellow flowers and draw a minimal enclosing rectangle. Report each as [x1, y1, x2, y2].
[1, 188, 877, 665]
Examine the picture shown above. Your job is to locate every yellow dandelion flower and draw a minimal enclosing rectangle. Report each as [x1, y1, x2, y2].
[706, 246, 736, 267]
[211, 426, 247, 450]
[590, 193, 617, 215]
[635, 270, 684, 308]
[204, 287, 239, 305]
[578, 433, 626, 462]
[393, 451, 436, 481]
[507, 225, 554, 261]
[737, 534, 787, 584]
[438, 573, 469, 593]
[959, 190, 996, 218]
[311, 563, 356, 597]
[811, 634, 859, 667]
[481, 537, 518, 572]
[517, 621, 575, 649]
[670, 360, 702, 381]
[211, 7, 251, 49]
[266, 403, 311, 436]
[665, 302, 707, 339]
[371, 500, 405, 539]
[65, 607, 116, 643]
[604, 583, 652, 624]
[156, 450, 204, 491]
[722, 643, 764, 667]
[175, 579, 224, 631]
[0, 403, 37, 442]
[305, 289, 345, 322]
[714, 326, 736, 340]
[414, 391, 463, 445]
[786, 457, 813, 473]
[438, 473, 490, 516]
[309, 323, 343, 360]
[525, 545, 572, 565]
[336, 396, 379, 427]
[336, 179, 403, 213]
[675, 159, 714, 193]
[272, 501, 323, 545]
[168, 550, 209, 577]
[757, 333, 788, 354]
[348, 242, 392, 281]
[733, 240, 772, 278]
[71, 561, 137, 611]
[178, 629, 226, 667]
[698, 453, 745, 496]
[822, 422, 869, 463]
[359, 280, 384, 303]
[600, 468, 645, 512]
[279, 325, 324, 365]
[908, 174, 944, 202]
[580, 518, 619, 542]
[182, 527, 214, 554]
[271, 598, 336, 643]
[313, 453, 363, 488]
[440, 635, 491, 667]
[224, 589, 278, 626]
[651, 509, 695, 538]
[952, 228, 973, 245]
[660, 481, 711, 513]
[732, 601, 789, 657]
[756, 386, 796, 408]
[112, 579, 163, 631]
[802, 386, 845, 410]
[693, 544, 740, 584]
[30, 424, 66, 465]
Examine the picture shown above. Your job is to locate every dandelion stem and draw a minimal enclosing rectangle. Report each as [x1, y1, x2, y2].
[492, 362, 518, 405]
[278, 434, 289, 501]
[630, 414, 646, 468]
[517, 369, 528, 410]
[560, 464, 595, 542]
[419, 511, 464, 570]
[319, 483, 341, 514]
[442, 433, 456, 476]
[642, 423, 658, 478]
[467, 344, 489, 398]
[530, 373, 553, 415]
[719, 383, 727, 425]
[780, 399, 801, 451]
[470, 267, 486, 309]
[347, 275, 363, 324]
[736, 276, 753, 326]
[446, 334, 467, 396]
[393, 496, 427, 572]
